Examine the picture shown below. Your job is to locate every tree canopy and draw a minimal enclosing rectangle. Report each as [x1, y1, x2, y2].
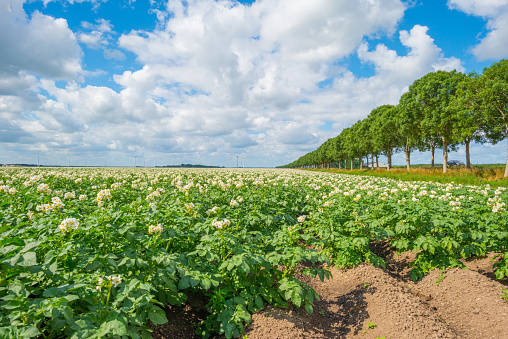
[280, 59, 508, 177]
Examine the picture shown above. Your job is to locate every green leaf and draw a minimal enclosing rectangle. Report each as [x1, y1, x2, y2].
[64, 294, 80, 303]
[20, 241, 40, 253]
[0, 237, 24, 250]
[224, 322, 236, 339]
[178, 276, 190, 289]
[255, 295, 263, 309]
[148, 306, 168, 325]
[70, 319, 94, 331]
[291, 292, 302, 307]
[167, 291, 187, 305]
[127, 326, 141, 339]
[317, 270, 324, 282]
[17, 252, 37, 267]
[201, 277, 211, 290]
[48, 261, 58, 275]
[19, 325, 41, 338]
[96, 319, 128, 336]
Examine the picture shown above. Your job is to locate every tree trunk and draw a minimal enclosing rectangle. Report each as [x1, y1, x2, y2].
[405, 137, 411, 171]
[338, 160, 341, 170]
[387, 148, 392, 171]
[359, 157, 363, 170]
[505, 137, 508, 178]
[431, 144, 435, 168]
[350, 159, 353, 171]
[376, 155, 379, 168]
[442, 136, 448, 173]
[371, 153, 374, 169]
[366, 156, 369, 168]
[465, 139, 471, 169]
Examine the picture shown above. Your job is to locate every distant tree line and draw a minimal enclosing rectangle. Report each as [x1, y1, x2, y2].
[280, 59, 508, 178]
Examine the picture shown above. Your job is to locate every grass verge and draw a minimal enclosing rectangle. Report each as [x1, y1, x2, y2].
[306, 166, 508, 188]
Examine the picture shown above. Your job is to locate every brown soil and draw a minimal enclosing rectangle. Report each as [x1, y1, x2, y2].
[152, 248, 508, 339]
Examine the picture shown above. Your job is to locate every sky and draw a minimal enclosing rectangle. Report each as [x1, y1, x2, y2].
[1, 0, 508, 168]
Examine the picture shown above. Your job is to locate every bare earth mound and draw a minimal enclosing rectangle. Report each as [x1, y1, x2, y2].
[153, 251, 508, 339]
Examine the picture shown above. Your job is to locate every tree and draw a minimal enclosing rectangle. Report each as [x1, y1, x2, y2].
[398, 91, 424, 171]
[340, 127, 358, 170]
[454, 72, 487, 168]
[401, 70, 465, 173]
[476, 59, 508, 177]
[370, 105, 401, 170]
[361, 112, 381, 169]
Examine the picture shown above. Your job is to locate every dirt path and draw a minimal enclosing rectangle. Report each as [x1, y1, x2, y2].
[153, 250, 508, 339]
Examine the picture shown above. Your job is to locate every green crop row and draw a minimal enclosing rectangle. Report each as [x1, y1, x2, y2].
[0, 168, 506, 338]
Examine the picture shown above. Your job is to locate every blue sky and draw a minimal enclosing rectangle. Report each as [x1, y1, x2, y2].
[2, 0, 508, 167]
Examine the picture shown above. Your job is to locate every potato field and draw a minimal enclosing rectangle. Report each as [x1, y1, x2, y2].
[0, 168, 506, 338]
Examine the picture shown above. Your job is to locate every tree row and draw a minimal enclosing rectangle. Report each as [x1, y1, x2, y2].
[281, 59, 508, 177]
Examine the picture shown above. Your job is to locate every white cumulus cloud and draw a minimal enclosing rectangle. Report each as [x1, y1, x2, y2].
[0, 0, 82, 79]
[448, 0, 508, 60]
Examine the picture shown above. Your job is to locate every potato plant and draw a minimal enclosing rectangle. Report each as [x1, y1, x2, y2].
[0, 168, 506, 338]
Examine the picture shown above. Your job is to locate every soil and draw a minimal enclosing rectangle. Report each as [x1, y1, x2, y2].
[152, 247, 508, 339]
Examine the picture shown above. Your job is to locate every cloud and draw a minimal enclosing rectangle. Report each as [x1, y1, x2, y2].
[104, 49, 126, 61]
[118, 0, 406, 111]
[78, 19, 114, 49]
[448, 0, 508, 60]
[109, 0, 409, 158]
[40, 80, 125, 125]
[42, 0, 107, 10]
[0, 0, 82, 80]
[224, 130, 258, 148]
[2, 0, 483, 167]
[357, 25, 465, 84]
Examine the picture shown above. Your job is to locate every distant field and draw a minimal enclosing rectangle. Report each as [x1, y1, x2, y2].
[308, 165, 508, 188]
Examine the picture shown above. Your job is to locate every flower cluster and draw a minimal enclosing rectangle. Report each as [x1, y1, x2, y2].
[488, 197, 506, 213]
[111, 182, 122, 190]
[230, 199, 238, 208]
[297, 215, 306, 223]
[184, 202, 197, 217]
[58, 218, 80, 233]
[64, 192, 75, 200]
[37, 183, 51, 194]
[97, 189, 112, 207]
[146, 189, 162, 201]
[36, 204, 53, 213]
[96, 275, 122, 291]
[52, 197, 65, 209]
[148, 224, 163, 234]
[206, 206, 219, 216]
[212, 218, 231, 229]
[449, 200, 461, 211]
[23, 175, 42, 187]
[27, 211, 35, 220]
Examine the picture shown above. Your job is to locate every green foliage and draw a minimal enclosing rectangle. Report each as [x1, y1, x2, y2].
[280, 59, 508, 179]
[1, 167, 507, 338]
[500, 287, 508, 303]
